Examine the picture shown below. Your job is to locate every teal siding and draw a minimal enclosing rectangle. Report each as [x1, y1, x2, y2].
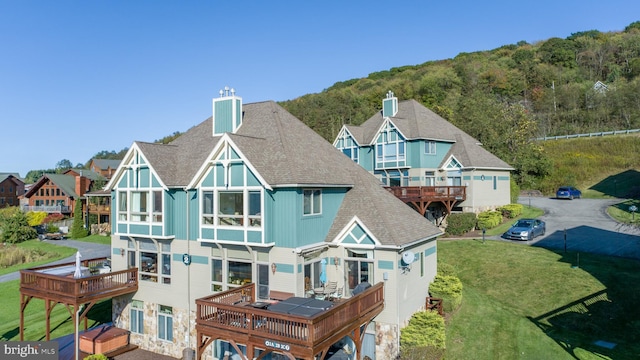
[230, 163, 243, 186]
[188, 190, 199, 241]
[112, 248, 122, 256]
[168, 190, 190, 239]
[214, 98, 234, 134]
[111, 191, 116, 234]
[359, 147, 374, 171]
[152, 174, 161, 187]
[118, 224, 127, 233]
[118, 176, 127, 188]
[217, 229, 245, 242]
[130, 224, 150, 235]
[164, 191, 174, 236]
[234, 99, 242, 128]
[274, 263, 294, 274]
[192, 255, 208, 265]
[247, 169, 260, 186]
[247, 231, 262, 243]
[202, 168, 214, 187]
[425, 246, 436, 257]
[267, 187, 346, 248]
[152, 225, 162, 236]
[202, 228, 215, 240]
[378, 260, 394, 270]
[140, 168, 150, 187]
[498, 176, 510, 181]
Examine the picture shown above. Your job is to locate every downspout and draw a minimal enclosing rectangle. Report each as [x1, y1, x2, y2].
[186, 188, 192, 354]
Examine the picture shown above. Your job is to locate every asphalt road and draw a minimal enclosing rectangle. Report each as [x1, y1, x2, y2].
[0, 238, 111, 283]
[511, 196, 640, 259]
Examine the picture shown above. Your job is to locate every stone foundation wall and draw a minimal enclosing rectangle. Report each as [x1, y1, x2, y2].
[375, 322, 399, 359]
[112, 297, 198, 359]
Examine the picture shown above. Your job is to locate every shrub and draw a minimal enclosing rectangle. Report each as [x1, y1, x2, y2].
[45, 224, 60, 233]
[43, 213, 64, 224]
[26, 211, 47, 227]
[435, 262, 457, 277]
[510, 177, 520, 204]
[499, 203, 523, 219]
[70, 199, 88, 239]
[400, 310, 446, 360]
[0, 207, 37, 243]
[476, 210, 502, 230]
[84, 354, 108, 360]
[445, 213, 476, 236]
[429, 274, 463, 313]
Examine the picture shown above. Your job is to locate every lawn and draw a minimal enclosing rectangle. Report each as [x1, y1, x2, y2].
[0, 280, 111, 342]
[438, 240, 640, 360]
[71, 234, 111, 245]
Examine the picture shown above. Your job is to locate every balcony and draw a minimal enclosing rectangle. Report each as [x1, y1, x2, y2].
[88, 204, 111, 213]
[22, 205, 71, 213]
[386, 186, 466, 216]
[19, 257, 138, 341]
[196, 282, 385, 359]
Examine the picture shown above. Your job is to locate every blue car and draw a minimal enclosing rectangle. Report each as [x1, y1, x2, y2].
[503, 219, 546, 241]
[556, 186, 581, 200]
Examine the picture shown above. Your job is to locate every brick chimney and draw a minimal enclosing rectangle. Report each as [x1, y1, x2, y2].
[75, 175, 89, 196]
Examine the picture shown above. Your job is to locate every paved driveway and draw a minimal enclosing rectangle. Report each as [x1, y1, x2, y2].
[0, 239, 111, 283]
[511, 196, 640, 259]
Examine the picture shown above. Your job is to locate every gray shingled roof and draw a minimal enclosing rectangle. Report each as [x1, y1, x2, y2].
[124, 100, 441, 247]
[91, 159, 122, 170]
[349, 99, 513, 170]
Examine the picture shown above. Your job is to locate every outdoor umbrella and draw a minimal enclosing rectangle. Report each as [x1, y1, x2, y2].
[73, 251, 82, 278]
[319, 258, 327, 285]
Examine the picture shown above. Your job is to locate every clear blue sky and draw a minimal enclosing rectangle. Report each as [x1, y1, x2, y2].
[2, 1, 638, 178]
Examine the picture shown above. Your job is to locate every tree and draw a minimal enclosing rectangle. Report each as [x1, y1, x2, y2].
[56, 159, 73, 172]
[0, 207, 37, 243]
[70, 199, 88, 238]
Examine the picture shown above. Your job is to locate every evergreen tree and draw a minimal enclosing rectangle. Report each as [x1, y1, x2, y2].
[70, 199, 88, 238]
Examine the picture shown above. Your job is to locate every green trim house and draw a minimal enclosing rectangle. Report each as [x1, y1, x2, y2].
[334, 91, 514, 224]
[106, 89, 442, 359]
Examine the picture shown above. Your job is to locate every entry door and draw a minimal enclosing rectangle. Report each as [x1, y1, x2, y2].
[257, 264, 269, 299]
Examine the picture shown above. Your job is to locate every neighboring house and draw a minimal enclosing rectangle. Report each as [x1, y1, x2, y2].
[23, 169, 102, 215]
[0, 173, 25, 208]
[105, 88, 442, 360]
[88, 158, 122, 180]
[334, 91, 514, 224]
[593, 80, 609, 94]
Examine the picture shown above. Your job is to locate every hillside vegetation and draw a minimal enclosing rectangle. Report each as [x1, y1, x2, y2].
[280, 21, 640, 190]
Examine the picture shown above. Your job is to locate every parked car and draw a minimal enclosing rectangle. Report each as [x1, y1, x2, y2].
[556, 186, 581, 200]
[502, 219, 546, 241]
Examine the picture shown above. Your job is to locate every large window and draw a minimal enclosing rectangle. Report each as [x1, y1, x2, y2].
[118, 192, 127, 221]
[152, 190, 162, 222]
[118, 190, 163, 223]
[131, 191, 148, 222]
[211, 259, 254, 292]
[202, 190, 262, 227]
[303, 189, 321, 215]
[130, 300, 144, 334]
[335, 131, 359, 163]
[158, 305, 173, 342]
[345, 249, 374, 295]
[375, 122, 406, 169]
[139, 239, 171, 284]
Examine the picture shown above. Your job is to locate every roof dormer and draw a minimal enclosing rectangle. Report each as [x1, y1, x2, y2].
[213, 86, 243, 135]
[382, 90, 398, 118]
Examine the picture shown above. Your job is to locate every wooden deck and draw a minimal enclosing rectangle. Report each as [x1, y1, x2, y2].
[19, 257, 138, 342]
[387, 186, 466, 216]
[196, 282, 385, 360]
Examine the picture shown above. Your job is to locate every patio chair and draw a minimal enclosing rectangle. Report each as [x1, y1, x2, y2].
[323, 281, 337, 296]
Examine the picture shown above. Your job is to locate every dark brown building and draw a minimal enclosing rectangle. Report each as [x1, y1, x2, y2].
[0, 173, 25, 208]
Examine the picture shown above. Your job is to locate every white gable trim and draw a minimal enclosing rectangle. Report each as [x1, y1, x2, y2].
[367, 118, 408, 146]
[105, 143, 168, 191]
[331, 216, 381, 248]
[442, 154, 464, 170]
[332, 126, 360, 147]
[186, 133, 272, 190]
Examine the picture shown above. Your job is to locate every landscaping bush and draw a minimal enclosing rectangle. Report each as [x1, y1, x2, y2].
[0, 207, 37, 244]
[26, 211, 47, 227]
[84, 354, 108, 360]
[445, 213, 476, 236]
[499, 203, 523, 219]
[70, 199, 88, 239]
[476, 210, 502, 230]
[43, 213, 64, 224]
[400, 310, 446, 360]
[429, 274, 463, 313]
[435, 262, 458, 277]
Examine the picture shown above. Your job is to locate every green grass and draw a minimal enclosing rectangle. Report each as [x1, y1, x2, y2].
[0, 240, 77, 276]
[539, 136, 640, 198]
[608, 199, 640, 226]
[0, 280, 112, 342]
[439, 240, 640, 360]
[484, 206, 545, 236]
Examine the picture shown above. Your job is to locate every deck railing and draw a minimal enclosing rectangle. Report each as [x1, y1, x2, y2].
[196, 282, 385, 347]
[387, 186, 466, 201]
[88, 204, 111, 212]
[20, 258, 137, 302]
[22, 205, 71, 213]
